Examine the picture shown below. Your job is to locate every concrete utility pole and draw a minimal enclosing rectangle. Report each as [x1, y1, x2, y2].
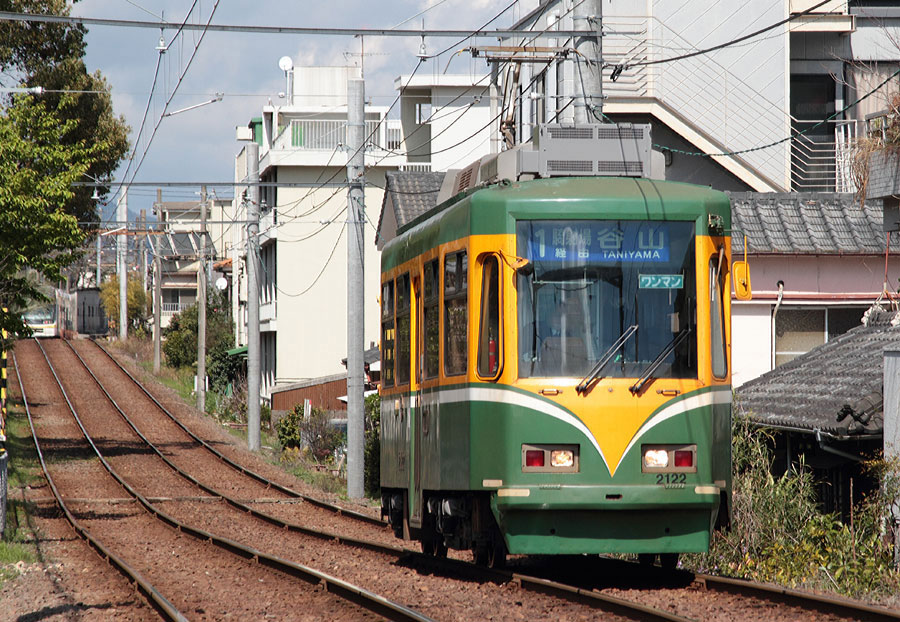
[574, 0, 601, 124]
[197, 186, 208, 413]
[153, 254, 161, 374]
[246, 141, 262, 452]
[118, 188, 128, 340]
[346, 77, 366, 499]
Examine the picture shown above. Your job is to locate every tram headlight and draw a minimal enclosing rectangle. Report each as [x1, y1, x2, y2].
[550, 449, 574, 468]
[643, 449, 669, 469]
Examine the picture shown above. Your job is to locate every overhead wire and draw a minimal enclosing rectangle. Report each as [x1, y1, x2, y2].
[113, 0, 221, 207]
[105, 0, 202, 209]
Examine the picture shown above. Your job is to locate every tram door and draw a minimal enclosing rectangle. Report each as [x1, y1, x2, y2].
[410, 273, 424, 528]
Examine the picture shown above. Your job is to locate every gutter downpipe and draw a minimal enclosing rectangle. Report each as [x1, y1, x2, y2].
[815, 429, 863, 462]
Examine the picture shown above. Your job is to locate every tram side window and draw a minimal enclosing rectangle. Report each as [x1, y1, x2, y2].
[423, 260, 440, 379]
[444, 251, 468, 376]
[477, 255, 501, 377]
[381, 280, 395, 388]
[709, 257, 727, 378]
[397, 274, 411, 385]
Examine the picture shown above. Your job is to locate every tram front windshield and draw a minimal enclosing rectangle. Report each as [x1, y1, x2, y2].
[517, 220, 697, 379]
[23, 304, 56, 324]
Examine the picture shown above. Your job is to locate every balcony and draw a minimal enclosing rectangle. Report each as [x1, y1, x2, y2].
[161, 301, 191, 315]
[789, 0, 854, 32]
[274, 119, 389, 152]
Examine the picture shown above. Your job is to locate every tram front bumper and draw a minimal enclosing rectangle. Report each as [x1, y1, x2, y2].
[491, 484, 723, 555]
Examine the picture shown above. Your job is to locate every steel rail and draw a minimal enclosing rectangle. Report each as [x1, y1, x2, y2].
[11, 350, 190, 622]
[34, 339, 434, 622]
[62, 339, 393, 554]
[64, 341, 692, 621]
[693, 572, 900, 622]
[90, 340, 385, 526]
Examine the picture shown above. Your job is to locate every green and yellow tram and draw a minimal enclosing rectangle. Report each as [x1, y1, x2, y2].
[379, 125, 746, 567]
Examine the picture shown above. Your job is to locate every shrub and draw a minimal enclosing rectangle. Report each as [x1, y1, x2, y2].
[685, 414, 900, 599]
[364, 393, 381, 497]
[276, 403, 343, 463]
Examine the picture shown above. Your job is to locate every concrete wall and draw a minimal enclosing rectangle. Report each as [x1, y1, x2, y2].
[270, 166, 387, 384]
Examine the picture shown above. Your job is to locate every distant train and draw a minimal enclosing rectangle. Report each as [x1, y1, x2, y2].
[22, 288, 108, 338]
[379, 124, 750, 568]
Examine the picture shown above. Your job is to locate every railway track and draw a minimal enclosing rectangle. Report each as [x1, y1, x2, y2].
[16, 339, 433, 622]
[14, 337, 899, 621]
[21, 338, 691, 621]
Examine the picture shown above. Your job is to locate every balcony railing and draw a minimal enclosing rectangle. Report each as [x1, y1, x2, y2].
[790, 119, 860, 193]
[161, 302, 191, 315]
[285, 119, 386, 151]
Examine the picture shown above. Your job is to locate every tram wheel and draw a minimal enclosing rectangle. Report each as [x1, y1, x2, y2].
[637, 553, 657, 567]
[473, 544, 489, 566]
[660, 553, 679, 570]
[487, 539, 506, 569]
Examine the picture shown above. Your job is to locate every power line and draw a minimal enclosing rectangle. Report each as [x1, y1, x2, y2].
[117, 1, 221, 199]
[0, 11, 584, 38]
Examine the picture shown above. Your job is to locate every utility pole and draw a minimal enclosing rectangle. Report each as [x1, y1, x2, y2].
[346, 77, 365, 499]
[246, 140, 262, 452]
[140, 209, 148, 293]
[490, 62, 500, 154]
[574, 0, 601, 124]
[118, 188, 128, 340]
[153, 254, 161, 373]
[197, 186, 208, 413]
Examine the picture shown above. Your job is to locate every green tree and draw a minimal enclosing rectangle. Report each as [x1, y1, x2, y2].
[364, 393, 381, 497]
[0, 92, 93, 337]
[163, 291, 237, 391]
[99, 274, 149, 333]
[1, 1, 129, 226]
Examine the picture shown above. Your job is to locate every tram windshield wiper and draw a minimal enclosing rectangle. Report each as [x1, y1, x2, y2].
[629, 327, 691, 395]
[576, 324, 638, 395]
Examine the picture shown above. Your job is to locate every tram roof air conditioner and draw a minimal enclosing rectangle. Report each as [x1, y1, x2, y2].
[437, 123, 654, 205]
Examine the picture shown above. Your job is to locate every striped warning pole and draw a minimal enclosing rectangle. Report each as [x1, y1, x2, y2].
[1, 324, 7, 535]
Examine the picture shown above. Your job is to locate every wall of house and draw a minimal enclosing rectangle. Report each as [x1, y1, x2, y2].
[731, 253, 900, 385]
[269, 166, 388, 386]
[429, 85, 492, 171]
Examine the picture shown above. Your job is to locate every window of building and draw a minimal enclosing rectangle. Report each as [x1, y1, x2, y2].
[477, 255, 501, 378]
[444, 251, 468, 376]
[774, 307, 866, 366]
[396, 273, 411, 385]
[381, 280, 395, 388]
[416, 102, 433, 125]
[423, 260, 440, 379]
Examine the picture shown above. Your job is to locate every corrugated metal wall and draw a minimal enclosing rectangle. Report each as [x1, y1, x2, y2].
[271, 377, 348, 413]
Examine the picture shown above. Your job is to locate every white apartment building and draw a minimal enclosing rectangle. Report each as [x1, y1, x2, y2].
[232, 65, 492, 401]
[503, 0, 900, 384]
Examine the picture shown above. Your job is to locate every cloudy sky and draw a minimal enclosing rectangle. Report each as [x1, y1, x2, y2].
[71, 0, 540, 222]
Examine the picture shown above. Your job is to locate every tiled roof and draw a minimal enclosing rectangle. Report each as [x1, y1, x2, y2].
[729, 193, 899, 254]
[377, 171, 445, 236]
[735, 307, 899, 436]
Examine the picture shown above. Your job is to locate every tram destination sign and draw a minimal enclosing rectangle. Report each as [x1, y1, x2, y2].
[522, 221, 674, 264]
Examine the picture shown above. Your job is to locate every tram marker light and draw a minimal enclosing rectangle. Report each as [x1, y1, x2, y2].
[643, 449, 669, 469]
[674, 450, 694, 468]
[525, 450, 545, 467]
[551, 449, 574, 468]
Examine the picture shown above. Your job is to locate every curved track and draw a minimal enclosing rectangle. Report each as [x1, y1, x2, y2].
[17, 337, 900, 621]
[17, 339, 432, 622]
